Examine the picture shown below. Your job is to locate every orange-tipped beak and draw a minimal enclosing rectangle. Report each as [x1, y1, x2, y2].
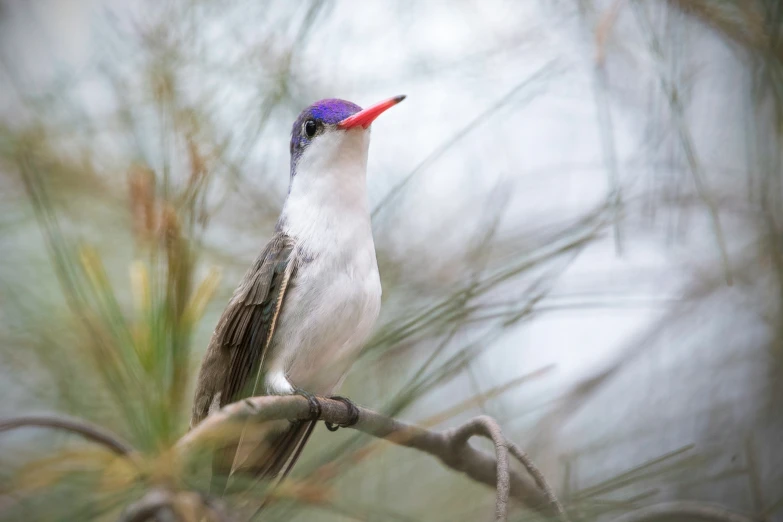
[337, 95, 406, 130]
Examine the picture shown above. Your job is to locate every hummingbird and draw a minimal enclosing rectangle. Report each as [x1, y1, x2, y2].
[191, 95, 406, 489]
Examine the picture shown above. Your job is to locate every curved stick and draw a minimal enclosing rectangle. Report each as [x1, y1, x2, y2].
[508, 440, 567, 519]
[0, 414, 135, 456]
[448, 416, 511, 521]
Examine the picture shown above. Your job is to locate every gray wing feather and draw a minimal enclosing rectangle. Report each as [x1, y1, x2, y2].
[190, 232, 296, 427]
[190, 232, 315, 494]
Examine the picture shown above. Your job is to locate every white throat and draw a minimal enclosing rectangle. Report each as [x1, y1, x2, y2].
[280, 128, 373, 252]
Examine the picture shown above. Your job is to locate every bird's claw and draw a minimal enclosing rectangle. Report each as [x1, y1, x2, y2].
[294, 388, 322, 422]
[325, 395, 360, 432]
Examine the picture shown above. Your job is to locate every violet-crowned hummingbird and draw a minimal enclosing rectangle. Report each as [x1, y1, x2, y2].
[191, 95, 405, 488]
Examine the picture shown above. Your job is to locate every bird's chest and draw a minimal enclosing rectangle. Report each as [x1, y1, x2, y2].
[299, 246, 380, 326]
[273, 232, 382, 391]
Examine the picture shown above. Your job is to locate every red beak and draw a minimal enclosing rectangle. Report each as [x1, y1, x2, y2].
[337, 95, 406, 130]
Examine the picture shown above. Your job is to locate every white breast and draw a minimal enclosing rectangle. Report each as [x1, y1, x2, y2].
[261, 126, 382, 395]
[274, 236, 381, 394]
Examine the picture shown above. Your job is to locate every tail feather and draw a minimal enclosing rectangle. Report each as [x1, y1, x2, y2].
[244, 420, 316, 479]
[280, 421, 317, 479]
[210, 420, 316, 497]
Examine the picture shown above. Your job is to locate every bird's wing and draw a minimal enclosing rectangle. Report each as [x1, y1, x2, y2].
[218, 233, 297, 406]
[190, 232, 296, 428]
[191, 231, 317, 495]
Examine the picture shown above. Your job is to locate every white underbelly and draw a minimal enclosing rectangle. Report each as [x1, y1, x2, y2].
[265, 250, 382, 395]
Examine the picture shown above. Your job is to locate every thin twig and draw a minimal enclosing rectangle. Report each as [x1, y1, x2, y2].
[0, 414, 135, 456]
[449, 416, 511, 521]
[509, 441, 568, 521]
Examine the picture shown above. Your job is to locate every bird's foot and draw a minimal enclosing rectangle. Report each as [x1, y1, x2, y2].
[325, 396, 360, 432]
[294, 388, 322, 422]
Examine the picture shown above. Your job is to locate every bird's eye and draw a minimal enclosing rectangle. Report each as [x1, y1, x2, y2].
[304, 119, 317, 138]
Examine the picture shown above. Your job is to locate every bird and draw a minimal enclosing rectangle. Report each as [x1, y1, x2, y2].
[190, 95, 406, 493]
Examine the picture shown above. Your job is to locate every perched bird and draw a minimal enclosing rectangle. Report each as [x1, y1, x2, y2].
[191, 95, 406, 489]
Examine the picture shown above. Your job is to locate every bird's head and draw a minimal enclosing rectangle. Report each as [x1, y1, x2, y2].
[288, 95, 405, 187]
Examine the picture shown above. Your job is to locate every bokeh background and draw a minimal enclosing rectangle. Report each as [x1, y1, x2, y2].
[1, 1, 782, 521]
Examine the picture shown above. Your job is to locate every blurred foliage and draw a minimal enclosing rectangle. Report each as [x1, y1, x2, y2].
[0, 0, 781, 521]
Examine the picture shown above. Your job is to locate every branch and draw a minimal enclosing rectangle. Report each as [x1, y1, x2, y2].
[0, 412, 757, 522]
[0, 414, 135, 456]
[178, 395, 568, 522]
[0, 402, 567, 521]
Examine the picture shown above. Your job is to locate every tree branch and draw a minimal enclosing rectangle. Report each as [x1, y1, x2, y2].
[0, 401, 569, 522]
[0, 409, 759, 522]
[0, 414, 135, 456]
[178, 395, 569, 522]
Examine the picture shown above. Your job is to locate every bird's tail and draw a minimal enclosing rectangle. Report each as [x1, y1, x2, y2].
[210, 419, 316, 498]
